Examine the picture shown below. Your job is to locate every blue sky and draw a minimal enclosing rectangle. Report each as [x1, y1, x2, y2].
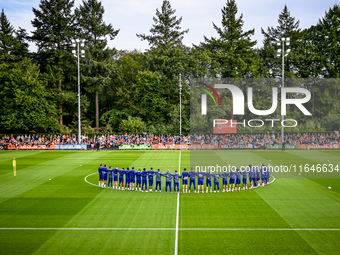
[0, 0, 338, 51]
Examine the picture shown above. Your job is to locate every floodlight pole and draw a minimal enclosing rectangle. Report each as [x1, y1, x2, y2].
[179, 73, 182, 135]
[277, 37, 290, 147]
[72, 39, 85, 145]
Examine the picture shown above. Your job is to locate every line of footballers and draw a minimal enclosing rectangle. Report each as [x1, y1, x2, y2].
[97, 164, 271, 193]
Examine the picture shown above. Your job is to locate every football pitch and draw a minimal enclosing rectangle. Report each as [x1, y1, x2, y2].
[0, 150, 339, 255]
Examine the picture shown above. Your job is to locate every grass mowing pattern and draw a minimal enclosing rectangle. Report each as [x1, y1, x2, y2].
[0, 150, 339, 254]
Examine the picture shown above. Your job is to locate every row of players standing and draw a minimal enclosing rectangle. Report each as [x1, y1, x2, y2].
[98, 165, 271, 193]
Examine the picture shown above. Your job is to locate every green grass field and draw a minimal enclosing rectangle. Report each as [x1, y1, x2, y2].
[0, 149, 339, 255]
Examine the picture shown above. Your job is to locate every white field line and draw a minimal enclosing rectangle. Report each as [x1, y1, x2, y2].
[1, 228, 339, 231]
[84, 172, 99, 187]
[175, 151, 181, 255]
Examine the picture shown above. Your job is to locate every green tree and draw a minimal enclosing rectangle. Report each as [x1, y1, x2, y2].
[75, 0, 119, 132]
[199, 0, 258, 78]
[137, 0, 190, 126]
[0, 58, 59, 132]
[0, 9, 29, 63]
[312, 4, 340, 78]
[259, 5, 302, 78]
[31, 0, 76, 126]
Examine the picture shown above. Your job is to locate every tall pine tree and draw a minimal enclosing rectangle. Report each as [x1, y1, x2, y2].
[75, 0, 119, 132]
[136, 0, 189, 126]
[259, 5, 302, 78]
[31, 0, 76, 126]
[199, 0, 258, 78]
[0, 9, 29, 63]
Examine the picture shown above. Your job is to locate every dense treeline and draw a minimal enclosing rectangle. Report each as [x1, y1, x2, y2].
[0, 0, 339, 134]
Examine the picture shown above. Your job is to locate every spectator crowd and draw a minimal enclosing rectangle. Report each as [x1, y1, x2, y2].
[1, 132, 339, 148]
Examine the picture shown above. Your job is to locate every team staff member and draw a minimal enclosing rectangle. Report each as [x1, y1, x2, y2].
[188, 168, 197, 193]
[155, 169, 162, 192]
[180, 168, 190, 193]
[172, 170, 181, 193]
[161, 170, 173, 193]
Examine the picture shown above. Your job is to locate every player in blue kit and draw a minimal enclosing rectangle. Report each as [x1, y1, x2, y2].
[124, 167, 130, 190]
[256, 166, 261, 187]
[241, 167, 248, 190]
[221, 171, 229, 193]
[212, 171, 221, 192]
[196, 169, 205, 193]
[248, 165, 254, 188]
[205, 169, 213, 193]
[147, 167, 156, 192]
[98, 163, 103, 187]
[108, 166, 114, 188]
[101, 165, 108, 188]
[180, 168, 190, 193]
[113, 166, 119, 189]
[252, 166, 258, 188]
[235, 169, 241, 191]
[188, 168, 197, 193]
[135, 169, 142, 191]
[172, 170, 181, 193]
[161, 170, 173, 193]
[141, 168, 148, 192]
[228, 167, 236, 192]
[118, 168, 125, 190]
[129, 167, 136, 191]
